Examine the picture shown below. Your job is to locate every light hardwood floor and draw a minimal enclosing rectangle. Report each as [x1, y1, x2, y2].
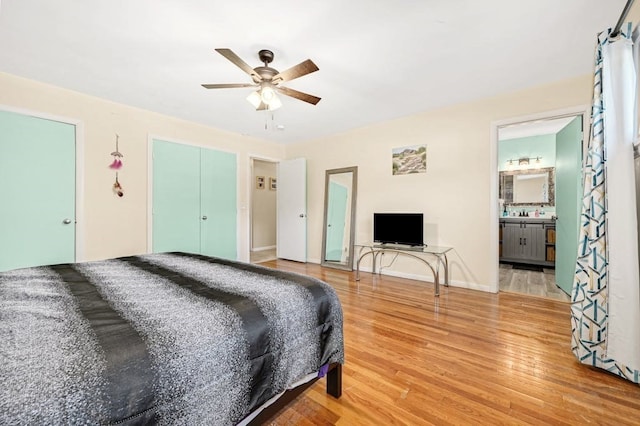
[499, 263, 570, 302]
[260, 260, 640, 425]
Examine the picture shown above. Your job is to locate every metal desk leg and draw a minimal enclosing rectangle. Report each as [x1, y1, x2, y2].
[443, 253, 449, 287]
[373, 251, 382, 275]
[433, 253, 451, 296]
[355, 247, 374, 281]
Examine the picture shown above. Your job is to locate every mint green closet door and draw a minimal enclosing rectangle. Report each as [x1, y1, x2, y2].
[200, 149, 237, 260]
[152, 139, 237, 260]
[152, 140, 201, 254]
[0, 110, 76, 271]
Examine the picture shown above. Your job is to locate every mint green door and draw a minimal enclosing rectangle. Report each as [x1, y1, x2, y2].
[555, 116, 583, 294]
[0, 110, 76, 271]
[200, 149, 237, 259]
[152, 139, 237, 259]
[152, 139, 201, 254]
[325, 181, 347, 261]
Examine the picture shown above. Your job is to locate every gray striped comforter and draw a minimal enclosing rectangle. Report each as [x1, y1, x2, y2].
[0, 252, 344, 425]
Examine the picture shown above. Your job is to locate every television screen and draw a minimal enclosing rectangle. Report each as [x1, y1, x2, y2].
[373, 213, 424, 246]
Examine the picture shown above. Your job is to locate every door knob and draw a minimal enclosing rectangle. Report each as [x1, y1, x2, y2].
[299, 214, 305, 218]
[63, 219, 72, 225]
[202, 216, 208, 220]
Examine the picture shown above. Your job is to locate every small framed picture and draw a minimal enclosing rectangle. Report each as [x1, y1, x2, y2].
[256, 176, 265, 189]
[269, 177, 277, 191]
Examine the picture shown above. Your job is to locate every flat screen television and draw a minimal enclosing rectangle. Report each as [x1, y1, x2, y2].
[373, 213, 424, 246]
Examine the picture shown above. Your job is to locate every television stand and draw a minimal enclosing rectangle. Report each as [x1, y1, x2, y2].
[355, 243, 452, 296]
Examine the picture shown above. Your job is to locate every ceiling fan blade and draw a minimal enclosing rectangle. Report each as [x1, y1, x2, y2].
[215, 48, 262, 81]
[272, 59, 319, 83]
[201, 83, 257, 89]
[277, 86, 321, 105]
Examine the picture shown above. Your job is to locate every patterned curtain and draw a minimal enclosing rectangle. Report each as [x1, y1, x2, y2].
[571, 23, 640, 384]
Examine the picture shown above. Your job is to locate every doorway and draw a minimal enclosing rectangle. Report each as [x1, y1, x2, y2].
[249, 157, 308, 264]
[250, 158, 277, 263]
[493, 108, 586, 300]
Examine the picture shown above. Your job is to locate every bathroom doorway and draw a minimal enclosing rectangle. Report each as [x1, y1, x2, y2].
[494, 110, 585, 300]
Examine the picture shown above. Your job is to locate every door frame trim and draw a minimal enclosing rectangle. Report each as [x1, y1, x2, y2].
[0, 104, 85, 263]
[147, 135, 240, 258]
[489, 105, 589, 293]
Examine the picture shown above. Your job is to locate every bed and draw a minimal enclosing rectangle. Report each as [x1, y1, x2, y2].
[0, 252, 344, 425]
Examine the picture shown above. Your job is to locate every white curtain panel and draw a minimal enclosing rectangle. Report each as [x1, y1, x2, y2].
[603, 31, 640, 371]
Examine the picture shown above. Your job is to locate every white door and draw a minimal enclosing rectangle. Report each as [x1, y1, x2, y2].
[277, 158, 307, 262]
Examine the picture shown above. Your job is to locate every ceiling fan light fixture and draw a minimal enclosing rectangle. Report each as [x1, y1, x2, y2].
[203, 48, 320, 109]
[260, 86, 276, 104]
[266, 94, 282, 110]
[246, 90, 262, 109]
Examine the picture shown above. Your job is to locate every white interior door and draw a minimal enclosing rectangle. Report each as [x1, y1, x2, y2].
[277, 158, 307, 262]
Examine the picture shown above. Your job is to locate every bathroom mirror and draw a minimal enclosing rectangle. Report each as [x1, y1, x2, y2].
[499, 167, 555, 206]
[321, 166, 358, 270]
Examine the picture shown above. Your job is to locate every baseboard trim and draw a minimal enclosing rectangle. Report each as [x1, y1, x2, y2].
[357, 266, 492, 293]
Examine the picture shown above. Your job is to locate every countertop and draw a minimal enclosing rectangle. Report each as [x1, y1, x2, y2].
[499, 216, 555, 223]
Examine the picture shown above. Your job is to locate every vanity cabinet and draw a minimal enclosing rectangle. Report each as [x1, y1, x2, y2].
[499, 219, 555, 266]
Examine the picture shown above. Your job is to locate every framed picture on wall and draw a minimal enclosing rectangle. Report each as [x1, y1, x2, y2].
[256, 176, 265, 189]
[392, 144, 427, 175]
[269, 177, 277, 190]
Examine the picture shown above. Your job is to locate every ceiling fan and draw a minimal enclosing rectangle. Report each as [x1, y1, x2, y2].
[202, 48, 321, 111]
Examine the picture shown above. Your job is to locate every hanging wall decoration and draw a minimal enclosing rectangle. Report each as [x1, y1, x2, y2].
[109, 134, 124, 197]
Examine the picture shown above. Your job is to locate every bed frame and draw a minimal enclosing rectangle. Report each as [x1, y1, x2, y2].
[247, 363, 342, 424]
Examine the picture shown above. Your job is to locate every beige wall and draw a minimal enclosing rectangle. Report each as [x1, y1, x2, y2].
[0, 72, 284, 263]
[287, 74, 593, 290]
[4, 3, 640, 286]
[252, 160, 277, 249]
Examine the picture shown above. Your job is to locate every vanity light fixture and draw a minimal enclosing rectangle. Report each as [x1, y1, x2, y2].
[506, 156, 542, 168]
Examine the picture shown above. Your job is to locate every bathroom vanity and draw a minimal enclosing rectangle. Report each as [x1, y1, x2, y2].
[499, 217, 556, 267]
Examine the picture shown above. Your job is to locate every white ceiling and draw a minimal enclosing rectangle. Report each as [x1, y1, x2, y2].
[0, 0, 628, 144]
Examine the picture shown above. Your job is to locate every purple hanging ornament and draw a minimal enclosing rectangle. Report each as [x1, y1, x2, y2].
[108, 134, 124, 169]
[109, 158, 122, 169]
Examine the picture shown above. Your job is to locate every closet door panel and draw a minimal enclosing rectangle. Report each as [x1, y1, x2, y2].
[0, 110, 76, 271]
[152, 140, 201, 254]
[200, 149, 237, 260]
